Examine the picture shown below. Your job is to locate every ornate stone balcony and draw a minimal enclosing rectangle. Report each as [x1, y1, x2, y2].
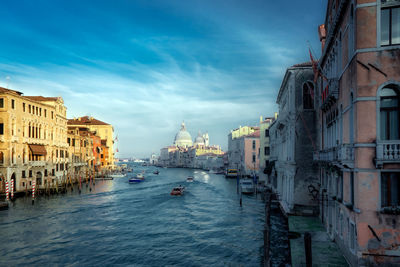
[376, 141, 400, 167]
[314, 144, 354, 167]
[30, 161, 46, 167]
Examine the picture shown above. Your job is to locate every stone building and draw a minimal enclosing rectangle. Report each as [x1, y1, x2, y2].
[68, 116, 115, 170]
[269, 62, 319, 216]
[259, 116, 275, 183]
[0, 87, 68, 192]
[313, 0, 400, 265]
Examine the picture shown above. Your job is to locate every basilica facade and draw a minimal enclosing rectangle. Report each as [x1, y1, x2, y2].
[159, 122, 224, 171]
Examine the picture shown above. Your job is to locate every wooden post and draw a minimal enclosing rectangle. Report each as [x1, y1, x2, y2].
[264, 193, 271, 267]
[304, 232, 312, 267]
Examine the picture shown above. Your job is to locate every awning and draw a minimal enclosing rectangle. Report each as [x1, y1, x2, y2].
[28, 144, 47, 156]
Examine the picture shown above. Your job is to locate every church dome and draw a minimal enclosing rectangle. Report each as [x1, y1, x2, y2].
[174, 122, 193, 147]
[194, 131, 205, 146]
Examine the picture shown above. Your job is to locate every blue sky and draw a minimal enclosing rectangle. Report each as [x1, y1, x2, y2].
[0, 0, 326, 158]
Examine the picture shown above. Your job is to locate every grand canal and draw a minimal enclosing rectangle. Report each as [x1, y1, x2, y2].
[0, 166, 266, 266]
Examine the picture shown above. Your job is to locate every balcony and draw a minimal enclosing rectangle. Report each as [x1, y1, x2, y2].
[376, 141, 400, 167]
[30, 161, 46, 167]
[321, 78, 339, 111]
[314, 144, 354, 167]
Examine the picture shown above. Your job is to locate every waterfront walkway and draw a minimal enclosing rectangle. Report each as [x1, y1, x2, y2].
[289, 216, 348, 266]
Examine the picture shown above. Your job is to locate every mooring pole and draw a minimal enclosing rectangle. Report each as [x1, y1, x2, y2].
[304, 232, 312, 267]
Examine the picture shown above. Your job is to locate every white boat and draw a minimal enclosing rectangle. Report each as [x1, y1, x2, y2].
[110, 173, 126, 178]
[135, 173, 145, 179]
[186, 176, 194, 182]
[240, 180, 255, 194]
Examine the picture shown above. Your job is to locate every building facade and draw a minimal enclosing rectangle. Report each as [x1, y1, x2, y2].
[269, 63, 319, 216]
[68, 116, 115, 170]
[313, 0, 400, 265]
[259, 116, 275, 183]
[0, 87, 68, 193]
[227, 126, 260, 177]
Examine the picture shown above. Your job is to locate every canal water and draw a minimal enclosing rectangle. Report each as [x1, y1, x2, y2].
[0, 165, 267, 266]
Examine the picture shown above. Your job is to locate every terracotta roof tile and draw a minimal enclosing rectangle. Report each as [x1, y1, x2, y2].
[24, 96, 59, 101]
[0, 86, 23, 96]
[68, 116, 110, 126]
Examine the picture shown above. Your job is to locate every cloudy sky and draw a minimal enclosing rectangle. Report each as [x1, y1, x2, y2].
[0, 0, 326, 158]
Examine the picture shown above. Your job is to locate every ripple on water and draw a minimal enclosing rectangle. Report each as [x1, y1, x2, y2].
[0, 167, 266, 266]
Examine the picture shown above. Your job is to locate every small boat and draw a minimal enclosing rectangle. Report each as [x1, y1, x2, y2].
[170, 186, 185, 196]
[109, 173, 126, 178]
[186, 176, 194, 182]
[153, 170, 159, 175]
[129, 178, 142, 183]
[240, 180, 255, 194]
[135, 173, 145, 179]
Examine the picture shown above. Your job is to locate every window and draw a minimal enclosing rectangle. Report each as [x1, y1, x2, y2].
[381, 172, 400, 207]
[0, 123, 3, 135]
[29, 170, 32, 177]
[380, 85, 400, 140]
[29, 105, 31, 113]
[350, 172, 354, 205]
[264, 147, 270, 156]
[11, 99, 15, 109]
[303, 81, 314, 109]
[0, 98, 3, 108]
[350, 222, 357, 253]
[381, 4, 400, 46]
[265, 129, 269, 137]
[23, 103, 25, 112]
[0, 151, 3, 164]
[252, 140, 256, 150]
[252, 154, 256, 163]
[44, 109, 47, 117]
[22, 171, 26, 178]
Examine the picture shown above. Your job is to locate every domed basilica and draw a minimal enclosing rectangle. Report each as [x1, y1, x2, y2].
[174, 122, 209, 148]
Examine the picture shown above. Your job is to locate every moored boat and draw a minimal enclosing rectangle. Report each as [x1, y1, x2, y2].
[110, 173, 126, 178]
[240, 180, 255, 194]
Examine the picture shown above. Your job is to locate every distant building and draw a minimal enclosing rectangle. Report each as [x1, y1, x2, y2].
[228, 126, 260, 177]
[269, 62, 319, 216]
[159, 122, 224, 170]
[149, 153, 158, 165]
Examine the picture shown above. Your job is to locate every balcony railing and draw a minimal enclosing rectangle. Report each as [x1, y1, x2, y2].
[376, 141, 400, 167]
[321, 78, 339, 111]
[30, 161, 46, 167]
[314, 144, 354, 167]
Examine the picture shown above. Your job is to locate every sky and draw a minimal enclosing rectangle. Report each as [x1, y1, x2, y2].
[0, 0, 327, 158]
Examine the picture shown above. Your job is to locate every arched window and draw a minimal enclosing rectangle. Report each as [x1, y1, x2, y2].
[303, 81, 314, 109]
[0, 151, 3, 164]
[380, 85, 400, 140]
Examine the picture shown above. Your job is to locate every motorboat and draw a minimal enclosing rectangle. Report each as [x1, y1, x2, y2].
[153, 170, 159, 175]
[135, 172, 145, 179]
[225, 169, 238, 178]
[109, 173, 126, 178]
[129, 177, 143, 183]
[186, 176, 194, 182]
[170, 186, 185, 196]
[240, 180, 255, 194]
